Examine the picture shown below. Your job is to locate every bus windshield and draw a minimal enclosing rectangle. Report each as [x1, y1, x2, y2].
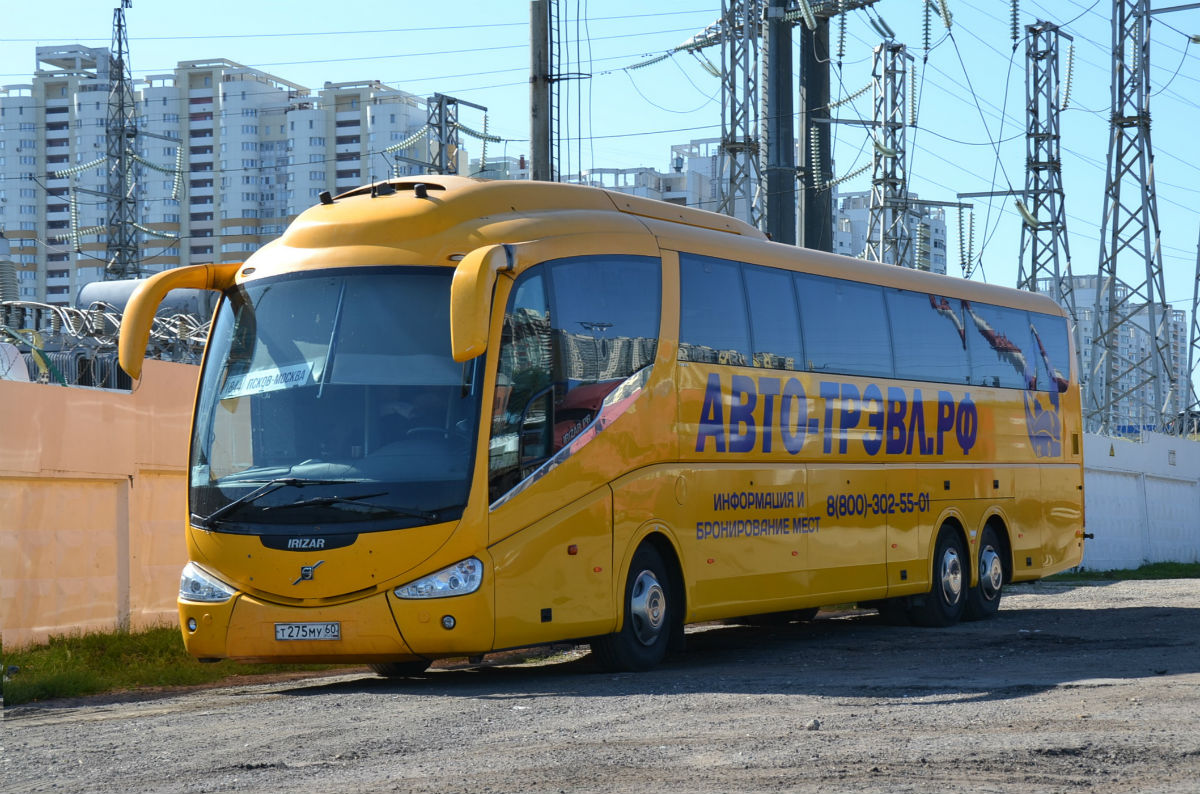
[189, 266, 481, 533]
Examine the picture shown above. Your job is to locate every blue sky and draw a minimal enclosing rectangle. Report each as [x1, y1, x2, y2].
[3, 0, 1199, 318]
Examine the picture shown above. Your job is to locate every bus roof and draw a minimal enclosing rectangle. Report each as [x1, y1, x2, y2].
[243, 176, 1065, 318]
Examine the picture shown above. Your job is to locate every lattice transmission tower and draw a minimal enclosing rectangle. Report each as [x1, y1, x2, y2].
[105, 0, 140, 279]
[1017, 21, 1080, 369]
[863, 41, 912, 266]
[1087, 0, 1175, 434]
[716, 0, 764, 229]
[1184, 226, 1200, 434]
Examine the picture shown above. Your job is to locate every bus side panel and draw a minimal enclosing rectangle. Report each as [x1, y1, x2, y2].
[920, 465, 1022, 582]
[612, 464, 820, 624]
[884, 467, 929, 596]
[806, 464, 889, 603]
[1010, 466, 1045, 579]
[1038, 463, 1085, 576]
[489, 489, 615, 649]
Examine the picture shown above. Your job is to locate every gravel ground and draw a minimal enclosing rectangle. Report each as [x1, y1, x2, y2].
[4, 579, 1200, 793]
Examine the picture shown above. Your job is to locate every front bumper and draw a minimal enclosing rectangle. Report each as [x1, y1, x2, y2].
[178, 583, 495, 663]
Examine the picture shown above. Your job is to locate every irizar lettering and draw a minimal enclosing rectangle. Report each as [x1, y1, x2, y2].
[286, 537, 326, 550]
[695, 373, 977, 457]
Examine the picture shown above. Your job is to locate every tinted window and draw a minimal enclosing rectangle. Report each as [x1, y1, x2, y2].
[744, 264, 803, 370]
[1028, 311, 1071, 392]
[796, 273, 893, 377]
[963, 301, 1030, 389]
[490, 256, 660, 502]
[549, 256, 659, 385]
[491, 271, 552, 499]
[679, 254, 751, 366]
[887, 289, 969, 383]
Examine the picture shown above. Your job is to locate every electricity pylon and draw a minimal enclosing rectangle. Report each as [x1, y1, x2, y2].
[1016, 21, 1081, 376]
[863, 40, 912, 266]
[1088, 0, 1174, 435]
[715, 0, 764, 229]
[105, 0, 139, 279]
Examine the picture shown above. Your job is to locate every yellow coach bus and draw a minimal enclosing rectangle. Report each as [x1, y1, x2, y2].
[119, 177, 1085, 673]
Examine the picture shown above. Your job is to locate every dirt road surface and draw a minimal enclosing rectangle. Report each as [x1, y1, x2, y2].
[5, 579, 1200, 793]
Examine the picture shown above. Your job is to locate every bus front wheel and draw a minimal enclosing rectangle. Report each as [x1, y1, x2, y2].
[909, 526, 968, 627]
[591, 544, 673, 672]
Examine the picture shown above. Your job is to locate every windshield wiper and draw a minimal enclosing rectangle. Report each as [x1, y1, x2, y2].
[262, 495, 440, 521]
[192, 477, 345, 528]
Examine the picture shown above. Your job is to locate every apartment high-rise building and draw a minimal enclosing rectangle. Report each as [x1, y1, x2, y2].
[0, 48, 434, 306]
[831, 190, 948, 274]
[1037, 274, 1188, 435]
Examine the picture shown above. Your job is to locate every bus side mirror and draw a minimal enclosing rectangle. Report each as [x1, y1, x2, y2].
[118, 262, 240, 380]
[450, 244, 513, 362]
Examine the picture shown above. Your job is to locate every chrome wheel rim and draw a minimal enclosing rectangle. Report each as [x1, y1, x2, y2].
[939, 546, 964, 605]
[629, 569, 666, 646]
[979, 545, 1003, 601]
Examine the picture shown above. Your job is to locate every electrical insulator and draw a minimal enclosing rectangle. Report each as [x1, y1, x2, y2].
[808, 125, 823, 188]
[1061, 44, 1075, 110]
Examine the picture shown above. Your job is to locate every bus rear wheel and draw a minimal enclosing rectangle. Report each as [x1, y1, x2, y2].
[909, 526, 967, 627]
[965, 525, 1005, 620]
[591, 544, 673, 672]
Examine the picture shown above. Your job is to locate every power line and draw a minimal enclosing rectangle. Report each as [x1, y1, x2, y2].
[0, 9, 714, 43]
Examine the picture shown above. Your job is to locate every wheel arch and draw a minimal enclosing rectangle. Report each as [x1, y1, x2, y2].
[926, 509, 969, 582]
[616, 524, 687, 650]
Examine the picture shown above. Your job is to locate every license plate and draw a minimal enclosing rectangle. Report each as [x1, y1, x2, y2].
[274, 621, 341, 641]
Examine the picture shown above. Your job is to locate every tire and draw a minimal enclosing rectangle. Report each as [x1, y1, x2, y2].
[965, 525, 1005, 621]
[591, 544, 674, 672]
[369, 660, 429, 678]
[909, 526, 968, 627]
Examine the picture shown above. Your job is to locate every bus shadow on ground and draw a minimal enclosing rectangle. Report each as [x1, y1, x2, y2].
[280, 604, 1200, 704]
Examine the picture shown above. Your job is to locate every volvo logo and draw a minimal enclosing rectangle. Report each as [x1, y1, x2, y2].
[293, 560, 325, 585]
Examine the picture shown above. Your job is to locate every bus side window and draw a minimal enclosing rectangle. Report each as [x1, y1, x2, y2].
[887, 289, 969, 383]
[796, 273, 893, 378]
[744, 263, 803, 370]
[962, 302, 1030, 389]
[678, 254, 751, 366]
[546, 256, 660, 450]
[1027, 312, 1071, 393]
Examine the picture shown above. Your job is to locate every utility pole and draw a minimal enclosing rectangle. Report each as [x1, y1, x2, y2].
[1017, 21, 1081, 375]
[530, 0, 552, 181]
[863, 40, 912, 266]
[105, 0, 139, 279]
[797, 13, 830, 251]
[764, 0, 795, 244]
[1088, 0, 1174, 435]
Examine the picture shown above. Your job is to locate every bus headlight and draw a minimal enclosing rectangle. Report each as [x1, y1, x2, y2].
[179, 562, 236, 603]
[394, 557, 483, 599]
